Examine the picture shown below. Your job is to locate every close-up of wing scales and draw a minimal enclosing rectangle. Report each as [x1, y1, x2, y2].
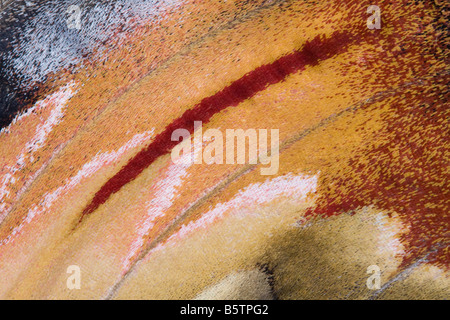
[0, 0, 448, 305]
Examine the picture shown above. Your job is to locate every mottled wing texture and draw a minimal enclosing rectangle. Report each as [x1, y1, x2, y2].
[0, 0, 448, 299]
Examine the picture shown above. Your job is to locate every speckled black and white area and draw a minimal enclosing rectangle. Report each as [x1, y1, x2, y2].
[0, 0, 181, 127]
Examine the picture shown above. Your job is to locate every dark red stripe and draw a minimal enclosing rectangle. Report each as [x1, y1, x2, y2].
[79, 31, 354, 221]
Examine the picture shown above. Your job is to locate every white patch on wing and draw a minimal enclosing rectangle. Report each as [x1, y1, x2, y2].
[122, 140, 199, 272]
[0, 129, 154, 247]
[0, 82, 78, 219]
[147, 173, 318, 257]
[374, 211, 407, 257]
